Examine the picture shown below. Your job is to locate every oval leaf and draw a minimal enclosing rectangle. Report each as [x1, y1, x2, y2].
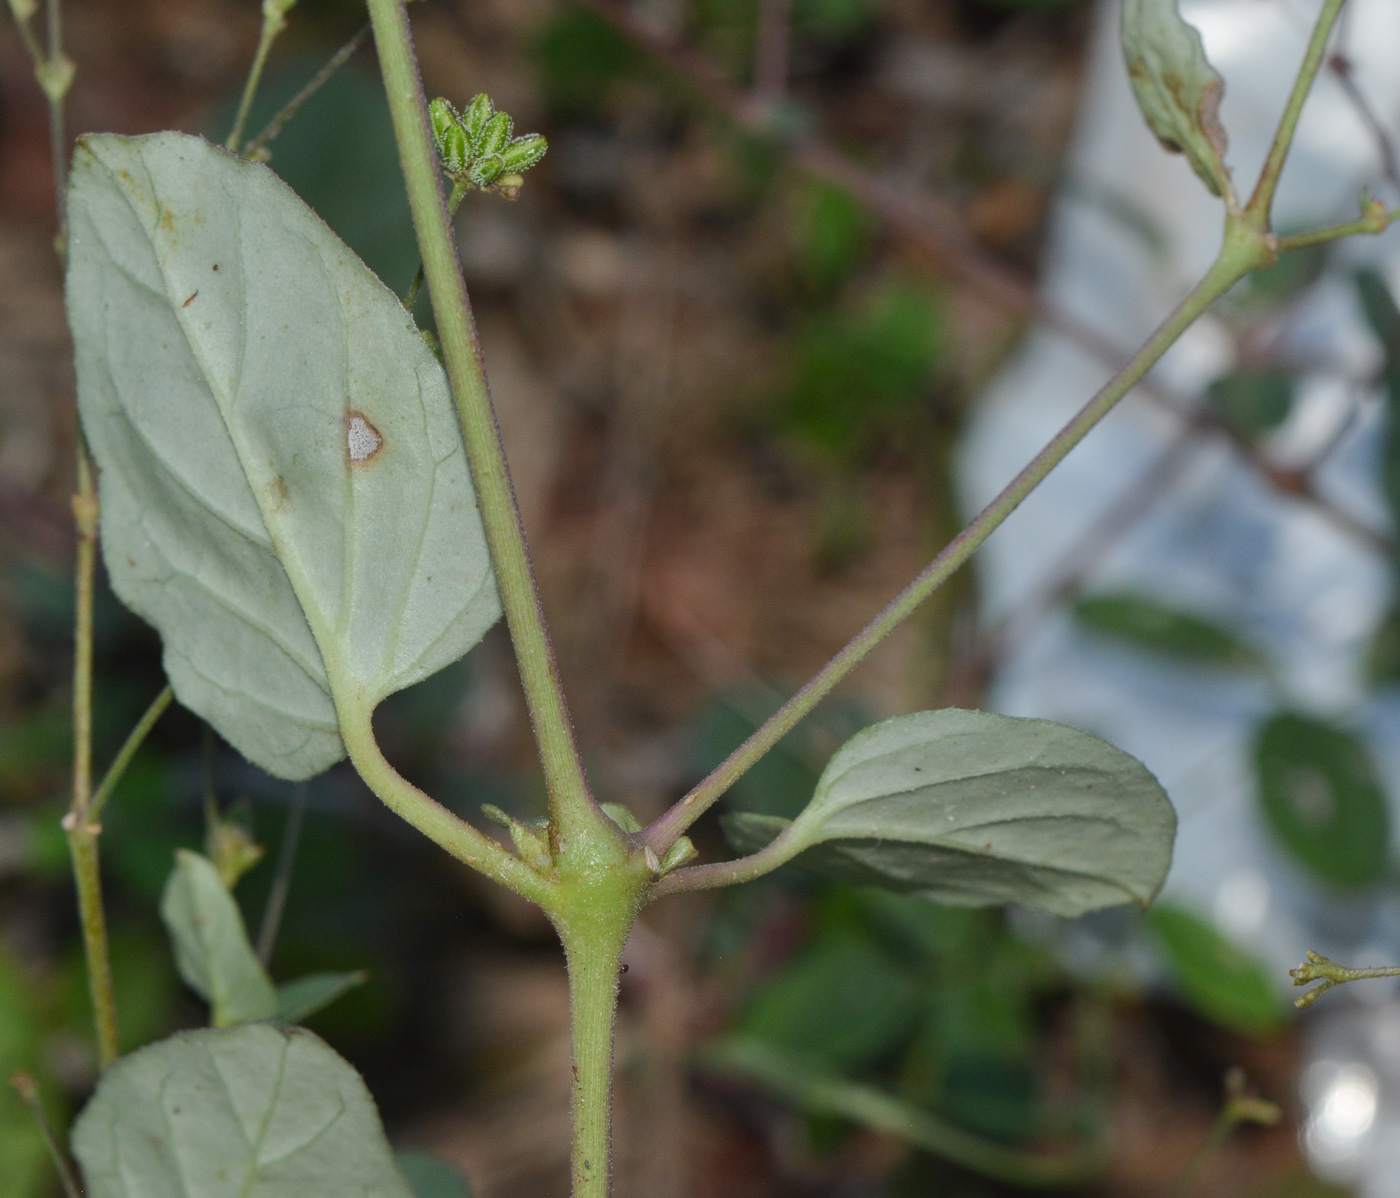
[1254, 713, 1390, 888]
[1121, 0, 1231, 198]
[726, 710, 1176, 917]
[65, 132, 501, 780]
[160, 849, 277, 1027]
[72, 1023, 415, 1197]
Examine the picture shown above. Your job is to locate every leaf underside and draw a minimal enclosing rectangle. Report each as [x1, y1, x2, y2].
[726, 709, 1176, 918]
[1121, 0, 1231, 198]
[66, 132, 501, 780]
[71, 1023, 415, 1198]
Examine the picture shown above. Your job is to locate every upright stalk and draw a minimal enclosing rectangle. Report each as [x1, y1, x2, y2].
[561, 921, 630, 1198]
[1244, 0, 1346, 225]
[366, 0, 605, 849]
[64, 449, 119, 1068]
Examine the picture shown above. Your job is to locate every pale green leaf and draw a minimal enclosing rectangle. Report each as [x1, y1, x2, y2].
[65, 132, 501, 780]
[1121, 0, 1231, 198]
[276, 970, 369, 1024]
[725, 710, 1176, 917]
[71, 1023, 415, 1198]
[160, 849, 277, 1027]
[395, 1151, 474, 1198]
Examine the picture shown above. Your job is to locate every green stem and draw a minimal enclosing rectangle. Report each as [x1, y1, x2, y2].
[10, 1074, 82, 1198]
[1166, 1083, 1279, 1198]
[88, 684, 172, 824]
[1292, 949, 1400, 1007]
[243, 22, 370, 160]
[227, 2, 293, 156]
[644, 225, 1271, 854]
[366, 0, 604, 849]
[338, 699, 553, 905]
[64, 823, 118, 1067]
[1277, 205, 1396, 252]
[403, 181, 467, 311]
[65, 447, 120, 1068]
[560, 915, 630, 1198]
[649, 817, 804, 898]
[1245, 0, 1347, 226]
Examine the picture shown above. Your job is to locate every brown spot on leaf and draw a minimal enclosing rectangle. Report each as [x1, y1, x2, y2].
[182, 291, 198, 308]
[345, 410, 384, 466]
[266, 475, 289, 510]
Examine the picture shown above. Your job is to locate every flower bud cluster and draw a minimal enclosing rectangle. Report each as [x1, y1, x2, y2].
[429, 93, 547, 196]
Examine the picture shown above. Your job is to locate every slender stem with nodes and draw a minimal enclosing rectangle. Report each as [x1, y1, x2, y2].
[243, 23, 370, 160]
[366, 0, 608, 850]
[228, 1, 297, 157]
[87, 685, 172, 824]
[1245, 0, 1347, 227]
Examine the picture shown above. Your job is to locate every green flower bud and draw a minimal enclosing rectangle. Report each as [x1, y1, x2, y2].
[478, 110, 513, 158]
[460, 93, 494, 151]
[468, 154, 505, 188]
[438, 122, 470, 174]
[428, 97, 458, 155]
[501, 134, 547, 174]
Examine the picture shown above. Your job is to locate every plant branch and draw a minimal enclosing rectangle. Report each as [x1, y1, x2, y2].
[644, 232, 1268, 853]
[1277, 201, 1396, 251]
[1328, 51, 1400, 191]
[1292, 949, 1400, 1007]
[10, 1074, 82, 1198]
[366, 0, 605, 848]
[228, 0, 296, 156]
[1245, 0, 1348, 225]
[243, 22, 370, 160]
[338, 699, 553, 905]
[648, 818, 805, 898]
[63, 447, 120, 1068]
[87, 684, 172, 824]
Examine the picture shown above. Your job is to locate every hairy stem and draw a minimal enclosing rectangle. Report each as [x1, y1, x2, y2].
[1245, 0, 1347, 225]
[338, 699, 552, 905]
[644, 227, 1271, 853]
[87, 684, 172, 824]
[562, 920, 629, 1198]
[366, 0, 605, 848]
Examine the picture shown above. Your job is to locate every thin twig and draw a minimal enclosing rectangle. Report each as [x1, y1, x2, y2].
[243, 22, 371, 160]
[256, 781, 308, 966]
[10, 1075, 82, 1198]
[1292, 949, 1400, 1007]
[88, 684, 173, 823]
[228, 1, 296, 156]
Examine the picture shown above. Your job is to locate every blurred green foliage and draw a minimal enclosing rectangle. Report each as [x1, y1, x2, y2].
[535, 7, 641, 117]
[1147, 905, 1286, 1037]
[1254, 713, 1391, 890]
[1073, 592, 1261, 670]
[782, 279, 947, 459]
[729, 886, 1064, 1144]
[1206, 367, 1296, 436]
